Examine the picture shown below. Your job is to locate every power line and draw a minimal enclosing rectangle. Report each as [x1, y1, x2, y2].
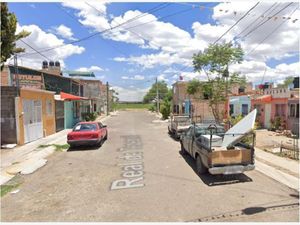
[234, 2, 279, 39]
[19, 39, 52, 61]
[241, 2, 294, 39]
[245, 5, 299, 56]
[213, 2, 260, 45]
[20, 3, 172, 57]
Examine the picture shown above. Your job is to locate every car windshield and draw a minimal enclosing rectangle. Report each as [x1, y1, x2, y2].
[73, 123, 97, 132]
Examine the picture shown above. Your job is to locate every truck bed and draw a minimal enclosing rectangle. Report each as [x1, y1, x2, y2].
[210, 148, 252, 166]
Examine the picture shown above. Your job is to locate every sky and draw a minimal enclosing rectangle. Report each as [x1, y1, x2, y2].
[8, 1, 300, 101]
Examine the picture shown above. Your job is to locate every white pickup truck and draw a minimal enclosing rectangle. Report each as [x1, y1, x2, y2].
[168, 115, 192, 140]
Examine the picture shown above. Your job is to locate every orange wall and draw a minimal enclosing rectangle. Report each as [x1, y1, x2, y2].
[17, 89, 56, 145]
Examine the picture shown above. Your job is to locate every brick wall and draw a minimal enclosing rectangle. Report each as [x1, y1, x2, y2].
[0, 66, 10, 86]
[1, 86, 18, 144]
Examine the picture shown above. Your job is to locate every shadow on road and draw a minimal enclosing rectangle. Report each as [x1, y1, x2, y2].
[67, 140, 107, 152]
[179, 151, 253, 186]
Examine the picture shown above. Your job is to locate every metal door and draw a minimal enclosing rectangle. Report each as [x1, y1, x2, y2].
[23, 99, 43, 143]
[55, 100, 65, 132]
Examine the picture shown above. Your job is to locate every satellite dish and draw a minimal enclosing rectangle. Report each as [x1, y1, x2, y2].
[221, 109, 257, 148]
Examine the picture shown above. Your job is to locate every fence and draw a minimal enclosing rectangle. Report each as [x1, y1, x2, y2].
[280, 135, 299, 160]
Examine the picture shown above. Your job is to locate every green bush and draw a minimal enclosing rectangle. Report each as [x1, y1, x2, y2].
[270, 117, 282, 130]
[82, 112, 98, 121]
[148, 104, 156, 112]
[160, 101, 171, 120]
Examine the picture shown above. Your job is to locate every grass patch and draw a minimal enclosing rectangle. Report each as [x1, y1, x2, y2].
[113, 103, 151, 110]
[53, 144, 70, 152]
[38, 144, 70, 152]
[38, 144, 51, 148]
[0, 184, 20, 197]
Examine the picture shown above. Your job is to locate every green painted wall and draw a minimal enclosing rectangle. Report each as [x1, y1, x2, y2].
[64, 101, 74, 129]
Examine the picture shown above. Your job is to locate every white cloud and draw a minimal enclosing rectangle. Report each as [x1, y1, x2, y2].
[54, 24, 77, 41]
[61, 2, 299, 89]
[213, 2, 300, 61]
[230, 60, 299, 84]
[15, 24, 85, 69]
[112, 86, 150, 101]
[121, 75, 145, 80]
[61, 1, 110, 32]
[77, 65, 104, 72]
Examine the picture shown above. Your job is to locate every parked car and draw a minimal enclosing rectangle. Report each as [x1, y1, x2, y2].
[168, 115, 192, 140]
[67, 122, 108, 148]
[180, 123, 255, 175]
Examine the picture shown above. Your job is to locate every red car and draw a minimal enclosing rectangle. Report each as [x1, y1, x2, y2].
[67, 122, 108, 148]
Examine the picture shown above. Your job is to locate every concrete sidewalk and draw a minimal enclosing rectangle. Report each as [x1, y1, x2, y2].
[255, 147, 299, 191]
[0, 114, 111, 185]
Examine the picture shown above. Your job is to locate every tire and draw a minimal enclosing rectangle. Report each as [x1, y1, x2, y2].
[196, 155, 207, 175]
[104, 132, 108, 140]
[180, 141, 186, 155]
[96, 139, 102, 147]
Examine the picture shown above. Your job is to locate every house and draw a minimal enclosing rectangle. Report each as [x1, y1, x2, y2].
[172, 81, 224, 122]
[1, 65, 57, 145]
[229, 95, 251, 118]
[64, 71, 107, 115]
[1, 86, 56, 145]
[0, 64, 90, 145]
[54, 92, 89, 129]
[251, 87, 298, 129]
[172, 81, 252, 122]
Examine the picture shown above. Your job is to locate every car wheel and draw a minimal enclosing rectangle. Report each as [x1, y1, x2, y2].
[96, 139, 102, 147]
[196, 155, 207, 175]
[180, 141, 186, 155]
[104, 132, 108, 140]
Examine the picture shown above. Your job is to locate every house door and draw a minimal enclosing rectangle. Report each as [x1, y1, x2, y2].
[23, 99, 43, 143]
[264, 103, 271, 128]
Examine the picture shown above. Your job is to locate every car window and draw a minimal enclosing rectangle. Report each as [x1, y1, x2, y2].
[194, 127, 206, 137]
[73, 123, 97, 131]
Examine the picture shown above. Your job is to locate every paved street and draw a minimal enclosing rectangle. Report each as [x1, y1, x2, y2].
[1, 110, 299, 222]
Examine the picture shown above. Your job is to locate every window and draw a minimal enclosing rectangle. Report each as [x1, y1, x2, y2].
[73, 123, 97, 131]
[46, 100, 53, 115]
[290, 104, 296, 117]
[229, 104, 234, 116]
[94, 103, 97, 112]
[242, 104, 248, 116]
[275, 104, 285, 116]
[238, 87, 245, 94]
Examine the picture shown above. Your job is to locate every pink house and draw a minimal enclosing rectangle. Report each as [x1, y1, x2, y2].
[251, 87, 292, 129]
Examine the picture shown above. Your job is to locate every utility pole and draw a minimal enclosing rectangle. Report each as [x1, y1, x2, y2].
[106, 81, 109, 116]
[14, 55, 20, 96]
[156, 77, 159, 113]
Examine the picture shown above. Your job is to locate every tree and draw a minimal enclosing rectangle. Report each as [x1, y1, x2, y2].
[160, 89, 173, 119]
[1, 2, 30, 70]
[190, 43, 244, 122]
[143, 81, 168, 103]
[277, 76, 294, 88]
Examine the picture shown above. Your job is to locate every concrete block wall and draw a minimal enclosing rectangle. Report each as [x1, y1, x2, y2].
[1, 86, 18, 144]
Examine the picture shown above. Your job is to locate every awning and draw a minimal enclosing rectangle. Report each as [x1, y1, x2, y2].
[60, 92, 88, 101]
[256, 95, 272, 103]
